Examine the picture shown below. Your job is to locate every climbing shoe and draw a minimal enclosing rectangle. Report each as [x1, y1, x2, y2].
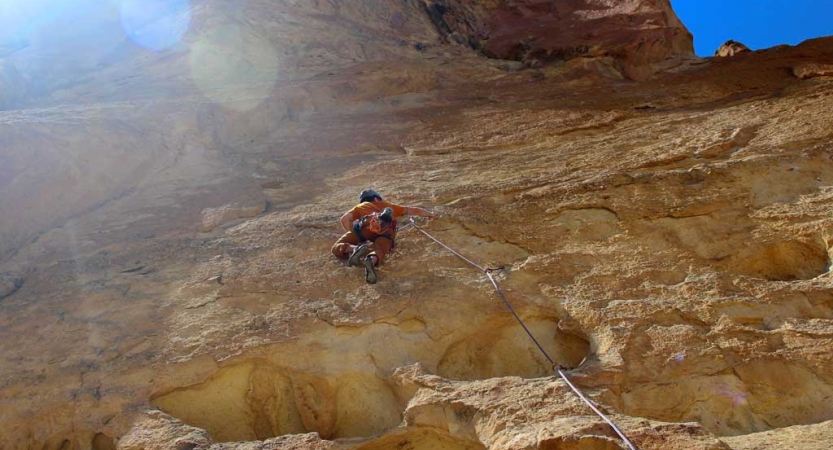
[347, 244, 371, 267]
[364, 256, 378, 284]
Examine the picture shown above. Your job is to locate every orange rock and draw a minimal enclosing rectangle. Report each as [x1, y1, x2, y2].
[792, 62, 833, 78]
[4, 2, 833, 450]
[423, 0, 694, 78]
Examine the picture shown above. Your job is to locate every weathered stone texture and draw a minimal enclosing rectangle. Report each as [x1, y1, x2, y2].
[2, 2, 833, 450]
[423, 0, 694, 79]
[714, 40, 751, 57]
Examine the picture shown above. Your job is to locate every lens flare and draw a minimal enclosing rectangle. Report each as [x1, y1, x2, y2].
[189, 24, 279, 111]
[715, 381, 748, 407]
[671, 351, 685, 363]
[120, 0, 191, 51]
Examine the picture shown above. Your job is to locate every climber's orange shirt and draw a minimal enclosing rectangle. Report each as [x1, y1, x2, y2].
[348, 201, 407, 220]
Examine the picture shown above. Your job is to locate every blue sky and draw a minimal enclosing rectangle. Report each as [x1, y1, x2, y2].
[672, 0, 833, 56]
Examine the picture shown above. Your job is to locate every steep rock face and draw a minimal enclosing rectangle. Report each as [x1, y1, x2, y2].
[0, 0, 446, 261]
[793, 62, 833, 79]
[0, 60, 26, 108]
[423, 0, 694, 78]
[0, 0, 692, 112]
[2, 2, 833, 450]
[0, 0, 441, 108]
[0, 0, 692, 265]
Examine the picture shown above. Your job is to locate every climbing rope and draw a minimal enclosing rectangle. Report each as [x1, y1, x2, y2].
[409, 217, 638, 450]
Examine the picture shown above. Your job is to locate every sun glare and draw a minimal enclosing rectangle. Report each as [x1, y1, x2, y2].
[1, 0, 280, 111]
[119, 0, 191, 51]
[189, 24, 280, 112]
[0, 0, 191, 52]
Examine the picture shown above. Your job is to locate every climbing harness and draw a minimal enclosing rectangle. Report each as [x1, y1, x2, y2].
[352, 212, 398, 249]
[408, 216, 639, 450]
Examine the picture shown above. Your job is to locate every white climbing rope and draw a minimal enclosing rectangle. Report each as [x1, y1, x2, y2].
[409, 217, 639, 450]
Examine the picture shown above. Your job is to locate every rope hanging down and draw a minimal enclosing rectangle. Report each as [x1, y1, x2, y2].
[408, 217, 638, 450]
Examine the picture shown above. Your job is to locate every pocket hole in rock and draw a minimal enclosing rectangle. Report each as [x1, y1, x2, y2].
[437, 317, 591, 381]
[724, 238, 830, 281]
[91, 433, 116, 450]
[151, 317, 591, 444]
[151, 362, 402, 443]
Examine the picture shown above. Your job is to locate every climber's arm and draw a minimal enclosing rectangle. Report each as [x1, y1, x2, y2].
[406, 206, 437, 219]
[340, 212, 354, 232]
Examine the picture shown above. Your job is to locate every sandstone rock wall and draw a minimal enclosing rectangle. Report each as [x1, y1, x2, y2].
[2, 2, 833, 450]
[0, 0, 692, 262]
[422, 0, 694, 78]
[0, 0, 443, 261]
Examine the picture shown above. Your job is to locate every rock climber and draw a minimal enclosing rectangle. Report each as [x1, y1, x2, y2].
[332, 189, 437, 284]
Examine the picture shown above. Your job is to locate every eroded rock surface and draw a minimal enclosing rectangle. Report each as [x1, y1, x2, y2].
[2, 2, 833, 450]
[715, 40, 751, 57]
[721, 419, 833, 450]
[423, 0, 693, 78]
[793, 62, 833, 79]
[0, 272, 24, 300]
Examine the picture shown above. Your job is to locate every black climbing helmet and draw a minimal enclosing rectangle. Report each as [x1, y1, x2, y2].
[379, 207, 394, 223]
[359, 189, 383, 203]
